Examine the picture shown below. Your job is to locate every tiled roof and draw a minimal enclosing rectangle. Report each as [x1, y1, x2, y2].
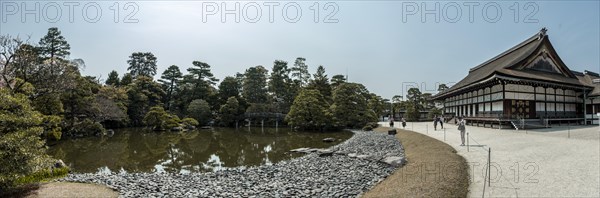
[433, 29, 590, 99]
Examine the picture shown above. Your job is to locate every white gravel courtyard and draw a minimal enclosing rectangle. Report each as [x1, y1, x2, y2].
[383, 121, 600, 197]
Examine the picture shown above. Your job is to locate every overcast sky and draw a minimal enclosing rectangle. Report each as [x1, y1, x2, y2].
[2, 1, 599, 99]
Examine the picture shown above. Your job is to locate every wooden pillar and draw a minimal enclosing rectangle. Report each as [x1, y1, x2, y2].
[501, 82, 505, 118]
[533, 85, 539, 118]
[544, 87, 547, 117]
[583, 88, 587, 124]
[562, 88, 566, 118]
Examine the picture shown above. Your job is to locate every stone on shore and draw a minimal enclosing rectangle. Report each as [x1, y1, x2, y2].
[59, 131, 406, 197]
[381, 156, 407, 167]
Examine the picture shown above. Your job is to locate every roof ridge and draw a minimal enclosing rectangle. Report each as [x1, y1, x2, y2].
[585, 70, 600, 77]
[469, 29, 546, 73]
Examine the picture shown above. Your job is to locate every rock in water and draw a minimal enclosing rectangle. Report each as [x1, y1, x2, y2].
[171, 127, 183, 132]
[323, 138, 336, 142]
[290, 148, 309, 153]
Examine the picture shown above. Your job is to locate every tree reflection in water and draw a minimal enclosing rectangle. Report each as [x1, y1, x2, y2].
[47, 127, 352, 173]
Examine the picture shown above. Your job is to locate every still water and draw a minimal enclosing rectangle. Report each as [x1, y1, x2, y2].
[47, 127, 353, 173]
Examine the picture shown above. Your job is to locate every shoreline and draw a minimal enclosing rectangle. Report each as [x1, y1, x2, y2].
[55, 131, 405, 197]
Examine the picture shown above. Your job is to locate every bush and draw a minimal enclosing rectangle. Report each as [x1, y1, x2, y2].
[366, 122, 379, 129]
[70, 118, 105, 137]
[14, 167, 69, 186]
[43, 115, 62, 140]
[181, 118, 199, 127]
[165, 115, 181, 129]
[362, 125, 373, 131]
[0, 88, 55, 190]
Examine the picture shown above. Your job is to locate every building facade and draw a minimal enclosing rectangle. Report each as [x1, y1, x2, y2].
[432, 29, 599, 126]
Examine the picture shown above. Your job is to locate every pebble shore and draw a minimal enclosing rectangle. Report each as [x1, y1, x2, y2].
[59, 131, 405, 197]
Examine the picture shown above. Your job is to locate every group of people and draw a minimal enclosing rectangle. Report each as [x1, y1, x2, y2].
[388, 114, 467, 147]
[388, 117, 406, 129]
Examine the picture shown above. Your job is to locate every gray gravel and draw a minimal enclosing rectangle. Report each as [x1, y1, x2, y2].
[59, 131, 405, 197]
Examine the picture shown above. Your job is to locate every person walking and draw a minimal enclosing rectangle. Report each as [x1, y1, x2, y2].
[401, 117, 406, 129]
[389, 116, 394, 128]
[440, 116, 445, 129]
[433, 115, 439, 130]
[457, 116, 466, 146]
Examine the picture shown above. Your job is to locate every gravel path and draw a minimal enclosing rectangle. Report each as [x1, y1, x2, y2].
[387, 121, 600, 197]
[58, 131, 405, 197]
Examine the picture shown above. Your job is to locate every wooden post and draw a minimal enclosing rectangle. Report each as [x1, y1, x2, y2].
[488, 148, 491, 187]
[444, 128, 446, 141]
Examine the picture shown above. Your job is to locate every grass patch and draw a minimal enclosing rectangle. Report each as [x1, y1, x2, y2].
[363, 127, 469, 198]
[14, 167, 69, 185]
[1, 167, 69, 198]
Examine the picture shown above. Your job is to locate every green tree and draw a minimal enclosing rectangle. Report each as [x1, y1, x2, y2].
[187, 99, 212, 126]
[127, 76, 165, 126]
[143, 106, 179, 130]
[158, 65, 183, 111]
[242, 65, 268, 103]
[0, 88, 54, 189]
[391, 95, 403, 116]
[186, 61, 218, 100]
[61, 71, 100, 132]
[38, 27, 70, 60]
[330, 83, 376, 128]
[29, 28, 77, 100]
[330, 74, 346, 89]
[428, 107, 443, 119]
[422, 92, 434, 109]
[307, 65, 332, 102]
[405, 103, 420, 121]
[286, 89, 331, 131]
[268, 60, 291, 99]
[268, 60, 295, 114]
[368, 93, 386, 120]
[290, 57, 310, 87]
[120, 73, 133, 86]
[407, 87, 424, 110]
[219, 96, 241, 127]
[105, 70, 120, 86]
[218, 76, 240, 102]
[127, 52, 157, 78]
[96, 86, 129, 128]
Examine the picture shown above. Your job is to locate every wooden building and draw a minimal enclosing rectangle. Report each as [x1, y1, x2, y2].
[432, 28, 599, 128]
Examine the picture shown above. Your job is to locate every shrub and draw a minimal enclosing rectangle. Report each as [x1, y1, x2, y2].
[362, 125, 373, 131]
[71, 118, 105, 137]
[181, 118, 199, 127]
[0, 88, 55, 190]
[165, 115, 181, 129]
[14, 167, 69, 186]
[366, 122, 379, 129]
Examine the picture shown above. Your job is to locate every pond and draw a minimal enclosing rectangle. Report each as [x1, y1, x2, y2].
[47, 127, 353, 174]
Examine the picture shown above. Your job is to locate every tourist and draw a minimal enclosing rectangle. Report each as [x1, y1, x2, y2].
[389, 116, 394, 128]
[457, 117, 466, 146]
[440, 116, 445, 129]
[401, 117, 406, 128]
[433, 115, 438, 130]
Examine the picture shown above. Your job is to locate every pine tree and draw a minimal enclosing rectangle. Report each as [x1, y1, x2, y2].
[105, 70, 120, 86]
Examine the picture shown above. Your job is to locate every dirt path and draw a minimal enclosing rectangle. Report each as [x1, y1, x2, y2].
[25, 182, 118, 198]
[363, 127, 470, 198]
[389, 122, 600, 197]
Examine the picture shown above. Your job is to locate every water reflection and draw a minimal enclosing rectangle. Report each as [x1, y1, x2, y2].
[47, 127, 352, 173]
